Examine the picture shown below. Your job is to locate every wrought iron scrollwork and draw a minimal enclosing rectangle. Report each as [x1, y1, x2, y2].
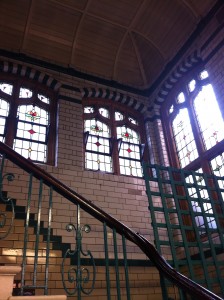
[61, 205, 96, 296]
[0, 173, 15, 239]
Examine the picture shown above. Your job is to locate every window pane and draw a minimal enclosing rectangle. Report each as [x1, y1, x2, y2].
[0, 99, 9, 137]
[210, 153, 224, 190]
[188, 80, 196, 92]
[117, 126, 140, 144]
[185, 170, 216, 231]
[194, 84, 224, 150]
[86, 135, 110, 154]
[199, 70, 209, 80]
[0, 83, 13, 95]
[13, 139, 47, 163]
[19, 87, 33, 98]
[119, 158, 142, 177]
[172, 108, 198, 167]
[119, 142, 140, 160]
[38, 94, 49, 104]
[115, 111, 124, 121]
[84, 119, 110, 138]
[17, 105, 48, 125]
[177, 92, 185, 103]
[84, 106, 94, 113]
[128, 116, 138, 125]
[85, 152, 112, 173]
[99, 107, 109, 118]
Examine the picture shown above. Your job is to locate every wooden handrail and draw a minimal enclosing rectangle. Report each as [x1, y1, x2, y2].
[0, 141, 222, 300]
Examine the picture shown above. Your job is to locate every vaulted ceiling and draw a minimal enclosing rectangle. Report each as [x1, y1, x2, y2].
[0, 0, 218, 90]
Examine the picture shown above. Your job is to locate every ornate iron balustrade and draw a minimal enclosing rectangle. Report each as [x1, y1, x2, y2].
[0, 141, 223, 300]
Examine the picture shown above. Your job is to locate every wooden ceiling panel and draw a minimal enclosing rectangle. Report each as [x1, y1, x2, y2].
[133, 0, 196, 58]
[88, 0, 143, 27]
[28, 1, 81, 42]
[49, 0, 88, 11]
[0, 0, 218, 89]
[71, 15, 125, 74]
[132, 33, 164, 87]
[25, 35, 71, 65]
[0, 0, 29, 32]
[115, 34, 144, 87]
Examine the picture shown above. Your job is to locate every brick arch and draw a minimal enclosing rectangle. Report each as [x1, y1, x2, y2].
[0, 60, 61, 91]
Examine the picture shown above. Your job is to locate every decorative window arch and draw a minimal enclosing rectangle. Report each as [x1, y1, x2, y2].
[83, 99, 146, 177]
[162, 68, 224, 231]
[0, 74, 57, 164]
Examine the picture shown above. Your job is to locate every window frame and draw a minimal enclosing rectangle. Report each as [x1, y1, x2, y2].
[0, 73, 57, 165]
[83, 98, 147, 176]
[161, 68, 224, 174]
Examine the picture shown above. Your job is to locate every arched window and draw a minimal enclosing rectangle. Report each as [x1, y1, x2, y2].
[83, 99, 146, 177]
[0, 76, 57, 164]
[163, 69, 224, 172]
[162, 69, 224, 231]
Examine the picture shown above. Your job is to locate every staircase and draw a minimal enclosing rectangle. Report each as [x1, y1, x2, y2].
[0, 141, 223, 300]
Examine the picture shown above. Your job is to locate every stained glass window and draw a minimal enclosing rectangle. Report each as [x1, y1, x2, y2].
[19, 87, 33, 98]
[0, 76, 56, 164]
[186, 170, 216, 232]
[83, 100, 145, 176]
[194, 84, 224, 150]
[162, 69, 224, 233]
[164, 69, 224, 171]
[0, 82, 13, 95]
[172, 108, 198, 168]
[0, 98, 9, 142]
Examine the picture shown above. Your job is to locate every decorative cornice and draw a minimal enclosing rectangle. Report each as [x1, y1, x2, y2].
[0, 60, 61, 91]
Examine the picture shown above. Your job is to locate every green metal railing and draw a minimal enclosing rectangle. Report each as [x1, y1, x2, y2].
[0, 141, 223, 300]
[143, 162, 224, 299]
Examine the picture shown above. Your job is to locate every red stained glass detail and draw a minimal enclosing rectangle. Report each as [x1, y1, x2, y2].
[95, 142, 101, 147]
[28, 129, 36, 135]
[90, 125, 103, 132]
[26, 110, 40, 121]
[126, 148, 132, 153]
[122, 132, 133, 139]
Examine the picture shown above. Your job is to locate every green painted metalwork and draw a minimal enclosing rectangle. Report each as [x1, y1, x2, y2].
[61, 204, 96, 297]
[103, 223, 111, 300]
[113, 228, 121, 300]
[143, 162, 224, 299]
[122, 234, 131, 300]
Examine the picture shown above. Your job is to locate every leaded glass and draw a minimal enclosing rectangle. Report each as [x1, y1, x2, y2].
[210, 152, 224, 190]
[119, 158, 142, 177]
[84, 106, 94, 113]
[38, 94, 49, 104]
[176, 92, 185, 103]
[169, 105, 174, 114]
[172, 108, 198, 168]
[13, 105, 49, 162]
[115, 111, 124, 121]
[188, 79, 196, 92]
[119, 142, 140, 160]
[85, 152, 112, 172]
[19, 87, 33, 98]
[84, 119, 110, 138]
[199, 70, 209, 80]
[194, 84, 224, 151]
[99, 107, 109, 118]
[128, 116, 138, 125]
[116, 126, 139, 144]
[13, 139, 47, 163]
[186, 170, 216, 230]
[0, 98, 9, 141]
[86, 135, 110, 154]
[0, 83, 13, 95]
